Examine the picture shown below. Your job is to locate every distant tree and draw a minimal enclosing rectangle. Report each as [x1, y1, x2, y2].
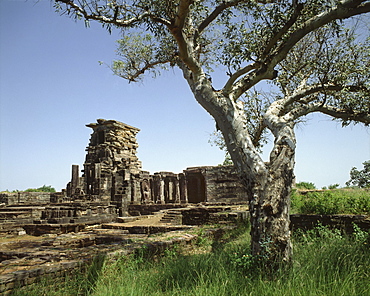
[53, 0, 370, 265]
[25, 185, 56, 193]
[24, 188, 38, 192]
[296, 181, 316, 190]
[328, 183, 340, 189]
[346, 160, 370, 188]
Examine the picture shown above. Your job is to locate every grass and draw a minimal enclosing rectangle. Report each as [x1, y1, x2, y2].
[291, 188, 370, 215]
[11, 222, 370, 296]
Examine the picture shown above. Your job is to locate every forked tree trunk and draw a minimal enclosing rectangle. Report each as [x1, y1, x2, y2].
[186, 73, 295, 265]
[249, 125, 296, 265]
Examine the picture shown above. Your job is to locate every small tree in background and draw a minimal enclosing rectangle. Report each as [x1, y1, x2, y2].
[25, 185, 56, 193]
[346, 160, 370, 188]
[296, 182, 316, 190]
[328, 184, 340, 189]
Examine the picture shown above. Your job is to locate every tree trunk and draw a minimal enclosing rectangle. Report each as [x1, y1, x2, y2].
[249, 124, 296, 265]
[184, 70, 295, 265]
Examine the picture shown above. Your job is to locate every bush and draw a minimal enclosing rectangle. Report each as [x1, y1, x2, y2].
[24, 185, 56, 193]
[291, 188, 370, 215]
[295, 181, 316, 190]
[328, 183, 340, 189]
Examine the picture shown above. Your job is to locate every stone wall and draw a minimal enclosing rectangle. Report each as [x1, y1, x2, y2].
[290, 214, 370, 233]
[0, 192, 51, 205]
[0, 202, 117, 236]
[185, 166, 247, 203]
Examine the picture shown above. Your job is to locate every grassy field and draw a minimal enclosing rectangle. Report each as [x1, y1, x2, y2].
[12, 221, 370, 296]
[291, 188, 370, 215]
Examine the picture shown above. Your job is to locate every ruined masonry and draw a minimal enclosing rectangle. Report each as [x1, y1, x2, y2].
[65, 119, 247, 215]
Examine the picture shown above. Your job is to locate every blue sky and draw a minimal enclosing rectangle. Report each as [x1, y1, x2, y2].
[0, 0, 369, 191]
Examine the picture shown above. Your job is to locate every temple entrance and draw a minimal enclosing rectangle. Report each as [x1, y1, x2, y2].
[186, 171, 206, 203]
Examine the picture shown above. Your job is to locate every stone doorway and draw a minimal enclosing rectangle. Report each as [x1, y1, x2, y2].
[186, 171, 206, 203]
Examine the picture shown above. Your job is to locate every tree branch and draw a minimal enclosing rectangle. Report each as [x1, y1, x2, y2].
[174, 0, 193, 30]
[282, 101, 370, 125]
[170, 0, 202, 75]
[282, 83, 367, 109]
[252, 120, 267, 147]
[317, 105, 370, 125]
[261, 1, 304, 59]
[197, 0, 244, 35]
[222, 62, 260, 96]
[230, 0, 370, 102]
[114, 59, 171, 82]
[55, 0, 171, 27]
[230, 64, 278, 100]
[271, 0, 370, 67]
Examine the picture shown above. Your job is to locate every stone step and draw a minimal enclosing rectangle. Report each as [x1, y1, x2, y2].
[102, 223, 193, 234]
[159, 210, 183, 225]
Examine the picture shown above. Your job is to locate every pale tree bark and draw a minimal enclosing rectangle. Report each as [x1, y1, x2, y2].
[183, 66, 295, 263]
[250, 122, 296, 264]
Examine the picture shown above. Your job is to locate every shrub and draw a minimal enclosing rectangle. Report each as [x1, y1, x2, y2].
[25, 185, 56, 193]
[291, 188, 370, 215]
[295, 181, 316, 190]
[328, 183, 340, 189]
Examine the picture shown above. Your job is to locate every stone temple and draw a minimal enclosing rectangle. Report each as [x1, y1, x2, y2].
[0, 119, 247, 221]
[64, 119, 247, 214]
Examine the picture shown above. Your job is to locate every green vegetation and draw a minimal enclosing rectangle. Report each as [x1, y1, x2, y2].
[327, 183, 340, 190]
[295, 181, 316, 190]
[291, 188, 370, 215]
[24, 185, 56, 192]
[1, 185, 56, 193]
[12, 223, 370, 296]
[346, 160, 370, 188]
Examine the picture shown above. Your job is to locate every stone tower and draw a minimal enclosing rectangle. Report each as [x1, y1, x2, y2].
[83, 119, 141, 210]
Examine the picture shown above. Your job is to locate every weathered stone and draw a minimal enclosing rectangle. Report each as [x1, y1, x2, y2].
[63, 119, 248, 215]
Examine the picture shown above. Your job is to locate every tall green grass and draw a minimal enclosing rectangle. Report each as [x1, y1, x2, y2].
[12, 223, 370, 296]
[291, 188, 370, 215]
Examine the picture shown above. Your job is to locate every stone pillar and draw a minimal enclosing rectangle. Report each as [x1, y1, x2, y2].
[174, 177, 180, 203]
[167, 180, 173, 203]
[131, 176, 142, 204]
[159, 176, 165, 204]
[152, 174, 161, 204]
[179, 173, 188, 204]
[71, 165, 79, 191]
[141, 179, 151, 204]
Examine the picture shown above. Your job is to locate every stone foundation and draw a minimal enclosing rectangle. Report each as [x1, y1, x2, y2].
[290, 214, 370, 233]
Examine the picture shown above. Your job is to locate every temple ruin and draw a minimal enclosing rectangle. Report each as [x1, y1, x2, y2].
[0, 118, 248, 236]
[65, 119, 247, 214]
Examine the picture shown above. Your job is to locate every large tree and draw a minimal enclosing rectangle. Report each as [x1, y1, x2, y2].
[53, 0, 370, 264]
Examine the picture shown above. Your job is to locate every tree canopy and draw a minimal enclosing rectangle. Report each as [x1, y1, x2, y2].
[54, 0, 369, 152]
[346, 160, 370, 188]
